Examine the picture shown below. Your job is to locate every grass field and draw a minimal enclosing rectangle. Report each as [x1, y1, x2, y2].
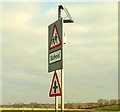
[95, 105, 120, 111]
[1, 105, 120, 112]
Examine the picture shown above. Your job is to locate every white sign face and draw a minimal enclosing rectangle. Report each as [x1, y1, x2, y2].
[49, 50, 61, 64]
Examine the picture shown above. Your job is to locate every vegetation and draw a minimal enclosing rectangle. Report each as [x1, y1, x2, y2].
[95, 105, 120, 111]
[1, 105, 120, 111]
[1, 99, 119, 111]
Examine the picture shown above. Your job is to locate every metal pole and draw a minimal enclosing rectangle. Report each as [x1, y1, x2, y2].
[58, 5, 61, 19]
[61, 28, 64, 112]
[58, 5, 64, 112]
[55, 96, 58, 112]
[61, 65, 64, 112]
[55, 5, 62, 112]
[55, 70, 59, 112]
[54, 6, 62, 112]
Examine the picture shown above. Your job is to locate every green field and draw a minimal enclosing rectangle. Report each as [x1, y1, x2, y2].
[95, 105, 120, 111]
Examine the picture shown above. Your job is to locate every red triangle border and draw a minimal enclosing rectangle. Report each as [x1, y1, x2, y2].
[49, 24, 62, 50]
[49, 71, 62, 97]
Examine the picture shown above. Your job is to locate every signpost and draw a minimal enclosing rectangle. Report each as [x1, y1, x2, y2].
[48, 17, 63, 112]
[48, 18, 63, 73]
[48, 5, 74, 112]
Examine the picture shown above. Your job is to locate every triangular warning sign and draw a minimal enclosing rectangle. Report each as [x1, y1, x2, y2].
[49, 24, 62, 50]
[49, 71, 62, 97]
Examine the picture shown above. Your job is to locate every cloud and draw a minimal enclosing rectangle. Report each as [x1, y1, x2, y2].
[63, 3, 118, 102]
[2, 2, 118, 104]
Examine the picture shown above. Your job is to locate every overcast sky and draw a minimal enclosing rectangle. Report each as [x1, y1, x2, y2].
[1, 1, 118, 104]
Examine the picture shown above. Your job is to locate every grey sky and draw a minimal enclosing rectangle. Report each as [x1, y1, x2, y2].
[1, 2, 118, 104]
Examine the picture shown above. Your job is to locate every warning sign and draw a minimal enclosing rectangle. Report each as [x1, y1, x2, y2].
[49, 24, 62, 50]
[48, 18, 63, 73]
[49, 71, 62, 97]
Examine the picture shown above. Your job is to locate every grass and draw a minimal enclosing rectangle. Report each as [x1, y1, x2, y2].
[95, 105, 120, 111]
[1, 105, 120, 112]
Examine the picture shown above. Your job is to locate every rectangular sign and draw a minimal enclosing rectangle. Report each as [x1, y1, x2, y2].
[49, 50, 61, 64]
[48, 18, 63, 72]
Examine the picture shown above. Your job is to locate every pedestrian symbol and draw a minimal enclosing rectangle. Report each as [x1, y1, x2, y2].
[49, 24, 62, 50]
[49, 71, 62, 97]
[52, 33, 59, 45]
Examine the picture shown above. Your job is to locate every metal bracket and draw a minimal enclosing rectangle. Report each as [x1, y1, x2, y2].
[58, 5, 74, 23]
